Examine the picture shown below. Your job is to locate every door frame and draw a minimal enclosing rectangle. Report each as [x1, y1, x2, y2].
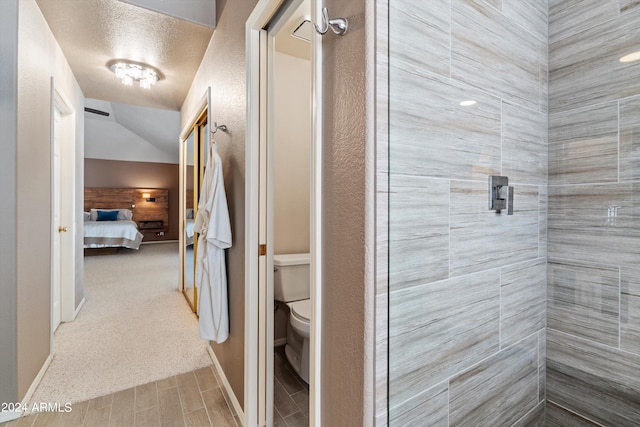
[50, 81, 77, 340]
[245, 1, 323, 425]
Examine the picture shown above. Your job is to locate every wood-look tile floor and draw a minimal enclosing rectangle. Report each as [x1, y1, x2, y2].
[2, 366, 237, 427]
[273, 346, 309, 427]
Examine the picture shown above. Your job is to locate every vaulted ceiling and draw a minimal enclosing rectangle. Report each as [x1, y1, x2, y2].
[35, 0, 215, 111]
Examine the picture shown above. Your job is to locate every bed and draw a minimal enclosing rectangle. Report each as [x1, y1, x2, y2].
[84, 208, 144, 250]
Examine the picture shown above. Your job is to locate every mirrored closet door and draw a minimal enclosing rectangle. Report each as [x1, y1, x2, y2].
[180, 93, 209, 313]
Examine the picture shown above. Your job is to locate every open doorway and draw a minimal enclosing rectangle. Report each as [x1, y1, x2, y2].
[246, 0, 321, 425]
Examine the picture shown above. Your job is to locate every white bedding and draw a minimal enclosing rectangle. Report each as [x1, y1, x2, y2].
[84, 220, 143, 249]
[185, 219, 195, 246]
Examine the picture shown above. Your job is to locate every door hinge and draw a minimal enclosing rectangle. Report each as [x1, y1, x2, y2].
[259, 244, 267, 256]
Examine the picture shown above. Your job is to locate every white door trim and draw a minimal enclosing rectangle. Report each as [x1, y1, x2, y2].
[245, 1, 322, 425]
[50, 80, 77, 336]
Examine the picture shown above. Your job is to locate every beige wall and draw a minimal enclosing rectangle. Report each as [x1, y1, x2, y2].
[273, 51, 311, 255]
[84, 159, 180, 241]
[273, 50, 311, 343]
[16, 0, 84, 399]
[0, 0, 19, 408]
[180, 0, 257, 408]
[321, 0, 375, 425]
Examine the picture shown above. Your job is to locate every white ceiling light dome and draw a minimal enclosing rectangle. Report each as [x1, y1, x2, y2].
[107, 59, 163, 89]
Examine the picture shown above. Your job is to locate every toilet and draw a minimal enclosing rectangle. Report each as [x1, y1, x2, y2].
[273, 253, 311, 384]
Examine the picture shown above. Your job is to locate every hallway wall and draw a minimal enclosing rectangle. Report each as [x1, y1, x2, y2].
[0, 0, 19, 412]
[381, 0, 548, 424]
[181, 0, 257, 409]
[15, 0, 85, 401]
[547, 1, 640, 424]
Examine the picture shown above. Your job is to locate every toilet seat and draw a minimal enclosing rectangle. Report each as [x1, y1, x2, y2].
[289, 299, 311, 322]
[286, 299, 311, 337]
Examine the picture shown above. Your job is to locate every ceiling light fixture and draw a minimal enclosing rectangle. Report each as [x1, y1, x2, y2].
[459, 100, 477, 107]
[620, 51, 640, 63]
[106, 59, 163, 89]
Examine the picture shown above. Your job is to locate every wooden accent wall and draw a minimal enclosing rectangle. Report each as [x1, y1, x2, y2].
[84, 187, 169, 232]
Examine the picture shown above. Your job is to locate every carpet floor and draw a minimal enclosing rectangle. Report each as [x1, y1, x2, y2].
[29, 242, 211, 407]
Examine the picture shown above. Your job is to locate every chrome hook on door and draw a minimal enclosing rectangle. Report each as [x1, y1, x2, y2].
[314, 7, 348, 36]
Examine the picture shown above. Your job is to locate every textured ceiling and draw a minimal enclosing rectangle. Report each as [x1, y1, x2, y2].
[35, 0, 214, 110]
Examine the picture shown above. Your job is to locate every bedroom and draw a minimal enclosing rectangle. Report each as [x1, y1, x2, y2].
[82, 98, 181, 251]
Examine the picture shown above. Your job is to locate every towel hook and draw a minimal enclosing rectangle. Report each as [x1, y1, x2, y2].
[314, 7, 348, 36]
[212, 122, 227, 135]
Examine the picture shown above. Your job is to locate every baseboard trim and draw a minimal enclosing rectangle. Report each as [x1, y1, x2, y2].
[18, 353, 54, 416]
[274, 338, 287, 347]
[73, 297, 86, 320]
[0, 411, 20, 423]
[207, 345, 244, 426]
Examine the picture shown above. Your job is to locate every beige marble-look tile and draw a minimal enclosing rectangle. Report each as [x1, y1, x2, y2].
[451, 0, 540, 110]
[549, 102, 618, 185]
[157, 385, 185, 427]
[134, 382, 158, 414]
[450, 334, 538, 426]
[84, 406, 111, 427]
[546, 401, 600, 427]
[388, 381, 448, 427]
[502, 102, 548, 185]
[389, 0, 450, 79]
[450, 181, 539, 276]
[184, 408, 209, 427]
[500, 259, 546, 348]
[201, 388, 235, 427]
[194, 367, 218, 393]
[547, 329, 640, 425]
[273, 379, 299, 418]
[512, 400, 545, 427]
[134, 407, 159, 427]
[620, 97, 640, 182]
[88, 394, 114, 411]
[281, 411, 308, 427]
[389, 175, 449, 289]
[389, 65, 501, 180]
[109, 387, 135, 427]
[389, 270, 500, 407]
[621, 266, 640, 354]
[503, 0, 548, 42]
[549, 8, 640, 112]
[155, 376, 177, 392]
[548, 260, 619, 346]
[621, 0, 640, 14]
[548, 0, 618, 44]
[175, 372, 204, 415]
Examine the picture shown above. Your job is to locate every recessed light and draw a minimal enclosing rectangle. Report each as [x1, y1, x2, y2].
[459, 100, 477, 107]
[620, 51, 640, 63]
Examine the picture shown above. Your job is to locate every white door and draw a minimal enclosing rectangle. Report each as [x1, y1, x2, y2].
[247, 0, 322, 425]
[52, 107, 63, 332]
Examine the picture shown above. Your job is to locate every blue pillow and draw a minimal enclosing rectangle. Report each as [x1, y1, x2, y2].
[96, 210, 119, 221]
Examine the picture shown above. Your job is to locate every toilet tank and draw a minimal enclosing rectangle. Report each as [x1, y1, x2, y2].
[273, 253, 310, 302]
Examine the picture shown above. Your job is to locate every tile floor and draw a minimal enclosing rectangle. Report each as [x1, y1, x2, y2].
[1, 366, 237, 427]
[273, 346, 309, 427]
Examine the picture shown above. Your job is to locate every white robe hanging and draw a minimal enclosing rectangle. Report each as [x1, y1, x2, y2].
[194, 143, 232, 343]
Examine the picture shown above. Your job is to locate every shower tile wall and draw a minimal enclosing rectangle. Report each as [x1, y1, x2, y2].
[385, 0, 548, 424]
[548, 1, 640, 425]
